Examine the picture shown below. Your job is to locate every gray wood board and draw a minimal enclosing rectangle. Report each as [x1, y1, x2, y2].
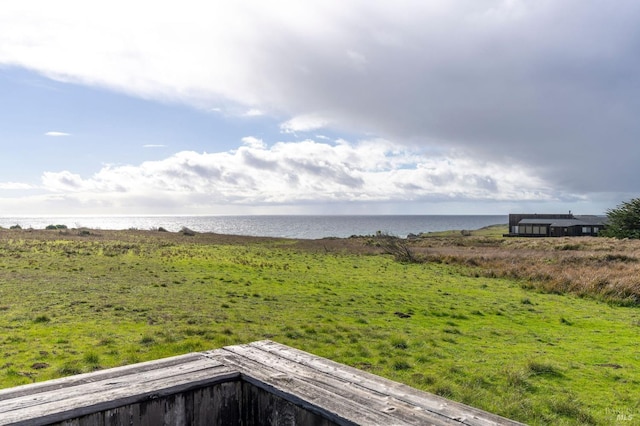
[0, 357, 237, 425]
[207, 340, 524, 426]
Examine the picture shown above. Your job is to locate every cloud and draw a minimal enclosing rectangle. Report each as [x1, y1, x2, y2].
[36, 138, 567, 212]
[44, 131, 70, 137]
[143, 144, 166, 148]
[41, 170, 85, 191]
[280, 114, 330, 134]
[2, 1, 640, 200]
[244, 108, 264, 117]
[0, 182, 34, 190]
[241, 136, 266, 149]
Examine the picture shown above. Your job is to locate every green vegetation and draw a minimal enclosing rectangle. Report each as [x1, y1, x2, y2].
[45, 224, 68, 230]
[0, 228, 639, 425]
[420, 224, 508, 238]
[601, 197, 640, 239]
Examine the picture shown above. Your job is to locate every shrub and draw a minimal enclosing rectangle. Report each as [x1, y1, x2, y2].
[58, 363, 82, 376]
[390, 336, 409, 349]
[140, 336, 156, 345]
[391, 359, 412, 370]
[33, 315, 51, 323]
[602, 253, 637, 263]
[434, 385, 455, 397]
[374, 231, 417, 263]
[527, 361, 562, 377]
[601, 197, 640, 239]
[560, 317, 573, 326]
[555, 243, 581, 251]
[46, 224, 67, 230]
[83, 352, 100, 366]
[181, 227, 196, 236]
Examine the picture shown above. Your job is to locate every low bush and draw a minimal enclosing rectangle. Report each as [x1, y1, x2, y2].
[373, 231, 417, 263]
[46, 224, 68, 230]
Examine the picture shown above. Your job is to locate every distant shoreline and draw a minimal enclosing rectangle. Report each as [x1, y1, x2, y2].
[0, 215, 507, 240]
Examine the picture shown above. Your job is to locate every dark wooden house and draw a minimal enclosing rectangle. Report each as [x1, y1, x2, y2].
[0, 340, 523, 425]
[506, 213, 607, 237]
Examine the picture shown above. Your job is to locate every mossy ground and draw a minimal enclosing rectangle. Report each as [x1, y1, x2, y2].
[0, 229, 639, 425]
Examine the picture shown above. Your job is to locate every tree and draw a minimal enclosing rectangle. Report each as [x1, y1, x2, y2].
[601, 198, 640, 239]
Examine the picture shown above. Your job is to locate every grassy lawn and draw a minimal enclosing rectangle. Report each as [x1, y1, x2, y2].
[0, 228, 639, 425]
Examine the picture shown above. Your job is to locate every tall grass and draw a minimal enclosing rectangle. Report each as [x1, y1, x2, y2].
[412, 234, 640, 305]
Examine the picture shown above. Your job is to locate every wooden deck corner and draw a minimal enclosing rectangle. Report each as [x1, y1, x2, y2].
[0, 340, 524, 425]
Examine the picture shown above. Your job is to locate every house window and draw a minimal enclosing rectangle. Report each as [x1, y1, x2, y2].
[582, 227, 590, 234]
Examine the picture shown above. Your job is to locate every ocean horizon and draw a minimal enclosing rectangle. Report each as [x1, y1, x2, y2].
[0, 215, 507, 240]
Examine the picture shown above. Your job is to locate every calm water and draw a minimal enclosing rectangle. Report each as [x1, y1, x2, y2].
[0, 215, 506, 239]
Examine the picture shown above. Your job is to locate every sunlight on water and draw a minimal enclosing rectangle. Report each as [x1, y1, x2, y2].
[0, 215, 506, 239]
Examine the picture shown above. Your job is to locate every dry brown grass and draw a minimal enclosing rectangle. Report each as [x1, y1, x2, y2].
[409, 235, 640, 305]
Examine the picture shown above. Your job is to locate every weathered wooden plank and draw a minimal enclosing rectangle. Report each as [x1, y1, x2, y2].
[0, 352, 207, 401]
[240, 381, 339, 426]
[50, 382, 243, 426]
[0, 366, 239, 425]
[216, 344, 402, 416]
[204, 380, 242, 426]
[240, 341, 461, 416]
[243, 340, 523, 426]
[215, 346, 460, 425]
[0, 357, 227, 414]
[211, 347, 432, 425]
[212, 341, 520, 426]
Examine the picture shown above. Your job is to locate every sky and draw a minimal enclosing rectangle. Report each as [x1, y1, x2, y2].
[1, 0, 639, 216]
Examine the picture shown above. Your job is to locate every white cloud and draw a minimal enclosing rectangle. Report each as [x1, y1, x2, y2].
[143, 144, 166, 148]
[244, 108, 264, 117]
[2, 1, 639, 201]
[35, 139, 565, 213]
[280, 114, 330, 133]
[44, 131, 70, 137]
[0, 182, 34, 190]
[41, 171, 85, 191]
[241, 136, 266, 149]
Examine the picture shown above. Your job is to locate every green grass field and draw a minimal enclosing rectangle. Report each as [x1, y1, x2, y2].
[1, 229, 638, 425]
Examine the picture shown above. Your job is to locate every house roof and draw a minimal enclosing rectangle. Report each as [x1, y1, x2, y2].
[518, 215, 607, 227]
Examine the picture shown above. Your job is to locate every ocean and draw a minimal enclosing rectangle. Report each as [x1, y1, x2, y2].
[0, 215, 506, 240]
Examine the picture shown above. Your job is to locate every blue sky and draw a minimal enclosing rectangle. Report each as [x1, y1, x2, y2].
[1, 1, 639, 216]
[0, 68, 265, 180]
